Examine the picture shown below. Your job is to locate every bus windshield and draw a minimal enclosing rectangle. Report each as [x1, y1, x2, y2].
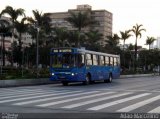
[51, 53, 84, 68]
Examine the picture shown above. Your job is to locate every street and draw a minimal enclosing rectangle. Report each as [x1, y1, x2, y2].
[0, 76, 160, 118]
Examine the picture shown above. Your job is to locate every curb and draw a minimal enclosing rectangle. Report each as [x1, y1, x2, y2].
[0, 78, 59, 88]
[0, 74, 158, 88]
[120, 73, 155, 78]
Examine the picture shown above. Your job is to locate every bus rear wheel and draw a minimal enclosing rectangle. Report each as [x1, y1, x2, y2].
[62, 81, 68, 86]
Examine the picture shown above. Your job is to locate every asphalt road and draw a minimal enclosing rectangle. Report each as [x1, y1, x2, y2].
[0, 76, 160, 119]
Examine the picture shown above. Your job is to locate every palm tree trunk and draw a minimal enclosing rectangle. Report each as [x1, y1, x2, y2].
[123, 40, 125, 67]
[2, 36, 5, 66]
[134, 38, 138, 71]
[19, 33, 22, 68]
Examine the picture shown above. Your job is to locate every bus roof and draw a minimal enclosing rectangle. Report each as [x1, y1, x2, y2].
[50, 47, 120, 58]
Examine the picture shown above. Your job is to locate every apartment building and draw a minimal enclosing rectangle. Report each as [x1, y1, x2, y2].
[0, 16, 33, 50]
[150, 37, 160, 49]
[47, 4, 113, 46]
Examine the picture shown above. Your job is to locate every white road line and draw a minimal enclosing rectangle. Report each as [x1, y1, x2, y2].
[148, 106, 160, 113]
[36, 92, 115, 107]
[62, 92, 132, 109]
[0, 89, 45, 95]
[36, 91, 100, 107]
[88, 93, 151, 111]
[117, 95, 160, 112]
[0, 90, 83, 103]
[0, 90, 63, 99]
[13, 91, 99, 106]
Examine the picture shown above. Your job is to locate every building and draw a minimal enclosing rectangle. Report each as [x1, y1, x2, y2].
[0, 16, 33, 50]
[46, 4, 113, 45]
[0, 16, 33, 66]
[150, 37, 160, 49]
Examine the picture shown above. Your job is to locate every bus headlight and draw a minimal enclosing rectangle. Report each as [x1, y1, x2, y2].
[51, 73, 55, 76]
[71, 73, 75, 76]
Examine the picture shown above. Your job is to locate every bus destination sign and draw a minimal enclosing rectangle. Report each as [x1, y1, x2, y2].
[52, 49, 72, 53]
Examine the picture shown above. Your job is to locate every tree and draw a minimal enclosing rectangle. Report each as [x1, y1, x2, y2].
[66, 31, 83, 47]
[66, 11, 97, 47]
[14, 17, 28, 67]
[1, 6, 25, 66]
[145, 36, 156, 50]
[85, 30, 103, 51]
[106, 34, 120, 54]
[28, 10, 51, 78]
[120, 30, 132, 67]
[131, 24, 146, 71]
[52, 27, 68, 47]
[0, 19, 12, 66]
[120, 30, 132, 51]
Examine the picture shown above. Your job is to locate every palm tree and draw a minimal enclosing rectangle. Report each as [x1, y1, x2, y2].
[106, 34, 120, 47]
[131, 24, 146, 71]
[1, 6, 25, 66]
[66, 11, 97, 47]
[106, 34, 120, 53]
[85, 30, 103, 44]
[120, 30, 132, 67]
[53, 27, 68, 47]
[145, 36, 156, 50]
[28, 10, 51, 78]
[0, 19, 12, 66]
[14, 17, 28, 67]
[67, 31, 85, 47]
[85, 30, 103, 50]
[120, 30, 132, 51]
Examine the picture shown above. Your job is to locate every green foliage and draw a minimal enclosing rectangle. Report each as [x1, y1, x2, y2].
[0, 67, 50, 79]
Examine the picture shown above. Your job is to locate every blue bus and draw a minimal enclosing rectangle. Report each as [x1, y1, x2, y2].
[50, 48, 120, 86]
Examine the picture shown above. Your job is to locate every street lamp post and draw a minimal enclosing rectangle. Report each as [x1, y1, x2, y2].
[36, 27, 40, 78]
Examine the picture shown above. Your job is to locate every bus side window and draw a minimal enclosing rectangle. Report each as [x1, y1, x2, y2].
[76, 54, 85, 67]
[93, 54, 98, 65]
[110, 57, 113, 66]
[86, 54, 92, 65]
[105, 56, 109, 66]
[114, 57, 117, 66]
[100, 56, 105, 66]
[117, 57, 120, 66]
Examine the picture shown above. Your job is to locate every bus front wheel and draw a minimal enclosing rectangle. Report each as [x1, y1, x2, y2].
[108, 74, 112, 83]
[62, 81, 68, 86]
[83, 74, 91, 85]
[104, 74, 112, 83]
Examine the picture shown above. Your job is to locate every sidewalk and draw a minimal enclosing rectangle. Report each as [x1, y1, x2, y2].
[0, 73, 158, 88]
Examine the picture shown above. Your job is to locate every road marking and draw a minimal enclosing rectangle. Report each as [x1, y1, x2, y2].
[0, 90, 65, 100]
[117, 95, 160, 112]
[62, 92, 132, 109]
[0, 89, 46, 96]
[13, 91, 98, 106]
[36, 92, 115, 107]
[36, 91, 100, 107]
[0, 91, 83, 103]
[88, 93, 151, 111]
[148, 106, 160, 113]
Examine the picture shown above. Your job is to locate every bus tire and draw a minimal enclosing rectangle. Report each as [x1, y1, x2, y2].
[108, 74, 112, 83]
[83, 74, 91, 85]
[62, 81, 68, 86]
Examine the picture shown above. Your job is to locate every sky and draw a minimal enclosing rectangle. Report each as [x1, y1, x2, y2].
[1, 0, 160, 48]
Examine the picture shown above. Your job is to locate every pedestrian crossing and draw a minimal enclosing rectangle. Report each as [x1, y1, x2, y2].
[0, 88, 160, 113]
